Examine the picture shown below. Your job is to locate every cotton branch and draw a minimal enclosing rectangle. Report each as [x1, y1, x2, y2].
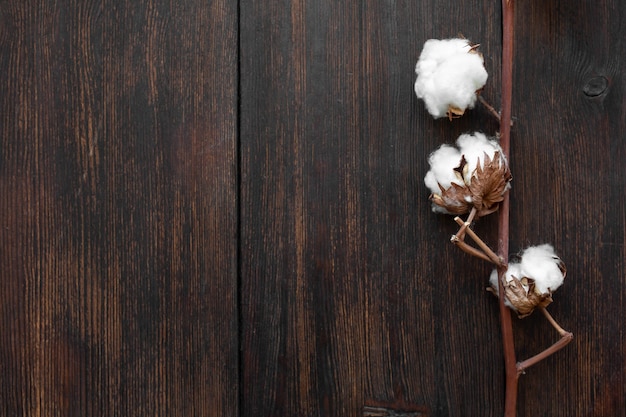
[498, 0, 517, 415]
[415, 3, 572, 415]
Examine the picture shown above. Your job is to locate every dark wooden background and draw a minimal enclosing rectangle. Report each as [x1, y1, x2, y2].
[1, 0, 624, 416]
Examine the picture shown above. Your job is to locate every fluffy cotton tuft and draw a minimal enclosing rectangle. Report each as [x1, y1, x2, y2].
[424, 144, 463, 194]
[518, 244, 566, 294]
[489, 245, 566, 317]
[415, 38, 488, 119]
[424, 132, 510, 215]
[424, 132, 506, 195]
[456, 132, 504, 175]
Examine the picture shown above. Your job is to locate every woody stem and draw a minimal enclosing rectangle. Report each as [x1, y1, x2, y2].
[499, 0, 517, 416]
[453, 216, 504, 266]
[450, 235, 494, 263]
[477, 95, 501, 121]
[539, 306, 571, 337]
[455, 207, 478, 240]
[516, 331, 573, 374]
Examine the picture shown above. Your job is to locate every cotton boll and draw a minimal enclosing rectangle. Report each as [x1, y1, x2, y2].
[489, 245, 567, 318]
[519, 244, 566, 294]
[424, 132, 511, 216]
[415, 38, 488, 119]
[415, 39, 471, 79]
[422, 53, 487, 117]
[489, 262, 552, 318]
[424, 144, 463, 194]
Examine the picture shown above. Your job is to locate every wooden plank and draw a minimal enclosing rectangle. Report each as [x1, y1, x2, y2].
[240, 0, 502, 415]
[0, 1, 238, 415]
[511, 1, 626, 416]
[241, 0, 626, 416]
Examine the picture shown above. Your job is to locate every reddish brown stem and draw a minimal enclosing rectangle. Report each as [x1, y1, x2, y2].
[515, 308, 573, 373]
[451, 235, 494, 263]
[454, 217, 505, 266]
[477, 95, 502, 122]
[455, 207, 478, 241]
[516, 332, 573, 374]
[539, 306, 570, 336]
[499, 0, 517, 416]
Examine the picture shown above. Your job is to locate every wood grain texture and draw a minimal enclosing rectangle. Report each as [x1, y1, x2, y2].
[240, 0, 626, 416]
[511, 1, 626, 416]
[2, 0, 625, 416]
[0, 1, 238, 416]
[240, 0, 502, 415]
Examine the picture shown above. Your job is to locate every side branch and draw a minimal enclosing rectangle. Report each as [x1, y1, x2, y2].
[452, 216, 505, 266]
[517, 332, 573, 374]
[516, 307, 573, 374]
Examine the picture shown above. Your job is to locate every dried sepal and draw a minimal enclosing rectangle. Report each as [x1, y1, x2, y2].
[468, 42, 482, 54]
[430, 182, 473, 214]
[499, 275, 553, 318]
[468, 151, 512, 216]
[447, 105, 466, 121]
[429, 150, 511, 217]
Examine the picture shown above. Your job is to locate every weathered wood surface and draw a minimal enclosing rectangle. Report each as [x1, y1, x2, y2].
[240, 0, 625, 416]
[1, 0, 625, 416]
[0, 1, 238, 416]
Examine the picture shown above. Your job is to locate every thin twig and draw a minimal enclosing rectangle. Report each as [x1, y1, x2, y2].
[539, 307, 571, 337]
[516, 307, 573, 374]
[516, 332, 573, 374]
[454, 207, 478, 241]
[477, 95, 501, 121]
[477, 95, 515, 127]
[454, 217, 504, 266]
[451, 235, 494, 263]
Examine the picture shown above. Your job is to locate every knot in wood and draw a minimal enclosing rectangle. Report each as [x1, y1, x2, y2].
[583, 75, 609, 97]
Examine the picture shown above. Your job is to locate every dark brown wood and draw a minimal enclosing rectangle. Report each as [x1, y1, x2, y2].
[0, 1, 238, 416]
[2, 0, 626, 416]
[240, 0, 626, 416]
[240, 0, 503, 416]
[511, 1, 626, 416]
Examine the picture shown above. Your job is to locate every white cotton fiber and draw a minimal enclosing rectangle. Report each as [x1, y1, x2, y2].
[519, 244, 565, 294]
[415, 38, 488, 119]
[424, 144, 463, 194]
[489, 245, 566, 316]
[490, 245, 565, 299]
[424, 132, 504, 194]
[456, 132, 505, 175]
